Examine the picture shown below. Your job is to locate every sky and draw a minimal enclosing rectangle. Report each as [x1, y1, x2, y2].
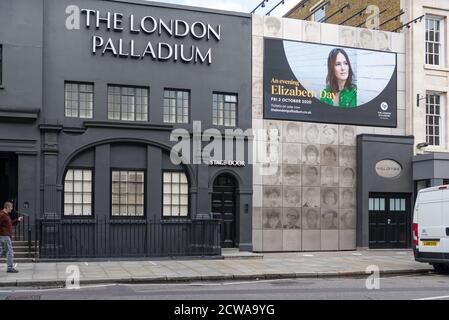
[146, 0, 299, 16]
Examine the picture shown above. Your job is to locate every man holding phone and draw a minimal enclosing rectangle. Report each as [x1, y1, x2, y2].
[0, 201, 23, 273]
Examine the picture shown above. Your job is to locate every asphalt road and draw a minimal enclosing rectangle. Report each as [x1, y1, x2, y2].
[0, 273, 448, 300]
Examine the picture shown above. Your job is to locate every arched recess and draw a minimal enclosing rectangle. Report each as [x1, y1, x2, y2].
[58, 138, 196, 189]
[59, 138, 196, 218]
[209, 168, 244, 191]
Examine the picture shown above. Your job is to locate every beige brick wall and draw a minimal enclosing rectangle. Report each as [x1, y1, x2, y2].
[285, 0, 402, 33]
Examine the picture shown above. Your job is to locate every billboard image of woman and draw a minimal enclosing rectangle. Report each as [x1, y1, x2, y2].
[264, 38, 397, 127]
[320, 48, 357, 108]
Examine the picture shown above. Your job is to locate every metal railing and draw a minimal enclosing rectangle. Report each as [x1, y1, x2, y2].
[36, 217, 221, 259]
[12, 213, 35, 258]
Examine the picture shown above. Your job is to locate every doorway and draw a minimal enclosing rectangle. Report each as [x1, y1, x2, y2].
[369, 193, 411, 249]
[211, 173, 238, 248]
[0, 153, 18, 211]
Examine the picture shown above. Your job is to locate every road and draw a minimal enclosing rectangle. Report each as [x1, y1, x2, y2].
[0, 273, 448, 300]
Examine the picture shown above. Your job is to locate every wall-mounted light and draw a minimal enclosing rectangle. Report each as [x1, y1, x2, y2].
[416, 142, 429, 149]
[266, 0, 286, 16]
[250, 0, 269, 14]
[417, 94, 426, 108]
[394, 14, 425, 32]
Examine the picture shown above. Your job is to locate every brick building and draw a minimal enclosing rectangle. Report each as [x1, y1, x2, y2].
[284, 0, 402, 32]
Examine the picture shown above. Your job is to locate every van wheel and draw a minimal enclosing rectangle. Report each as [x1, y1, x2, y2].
[432, 263, 449, 274]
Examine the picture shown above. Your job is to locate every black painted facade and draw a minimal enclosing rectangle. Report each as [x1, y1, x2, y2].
[356, 135, 415, 249]
[0, 0, 253, 256]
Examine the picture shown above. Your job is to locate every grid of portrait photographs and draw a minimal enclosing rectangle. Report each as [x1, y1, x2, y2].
[255, 121, 357, 252]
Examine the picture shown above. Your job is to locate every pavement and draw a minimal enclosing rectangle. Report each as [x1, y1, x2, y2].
[0, 249, 433, 288]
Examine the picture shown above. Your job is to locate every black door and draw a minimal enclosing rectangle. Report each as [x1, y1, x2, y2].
[0, 153, 18, 211]
[369, 193, 411, 249]
[211, 174, 237, 248]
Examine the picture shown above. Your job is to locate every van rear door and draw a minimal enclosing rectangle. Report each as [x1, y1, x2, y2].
[418, 188, 444, 253]
[440, 189, 449, 253]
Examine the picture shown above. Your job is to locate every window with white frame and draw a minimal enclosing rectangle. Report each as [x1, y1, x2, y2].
[65, 82, 94, 118]
[163, 172, 189, 217]
[425, 16, 444, 66]
[111, 170, 145, 217]
[163, 89, 189, 123]
[312, 3, 326, 22]
[212, 93, 237, 127]
[64, 169, 92, 216]
[426, 93, 443, 146]
[108, 85, 148, 121]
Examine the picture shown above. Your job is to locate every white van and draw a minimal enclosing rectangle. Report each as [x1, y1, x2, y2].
[413, 185, 449, 274]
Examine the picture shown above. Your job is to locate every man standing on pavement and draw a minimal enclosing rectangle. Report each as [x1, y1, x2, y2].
[0, 201, 22, 273]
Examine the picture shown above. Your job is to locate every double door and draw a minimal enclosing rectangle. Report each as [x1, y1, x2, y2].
[369, 193, 411, 249]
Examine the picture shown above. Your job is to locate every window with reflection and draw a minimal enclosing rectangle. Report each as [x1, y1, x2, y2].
[163, 89, 189, 124]
[108, 85, 148, 121]
[65, 82, 94, 118]
[64, 169, 92, 216]
[163, 171, 189, 217]
[111, 170, 145, 217]
[213, 93, 237, 127]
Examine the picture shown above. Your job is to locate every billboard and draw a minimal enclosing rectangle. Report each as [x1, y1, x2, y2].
[263, 38, 397, 127]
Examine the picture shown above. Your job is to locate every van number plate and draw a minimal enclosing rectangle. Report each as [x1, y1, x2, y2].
[422, 241, 438, 247]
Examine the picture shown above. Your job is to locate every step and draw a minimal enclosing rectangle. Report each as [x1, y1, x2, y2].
[0, 252, 37, 259]
[221, 248, 240, 254]
[11, 241, 39, 247]
[10, 247, 38, 254]
[0, 258, 37, 263]
[221, 248, 264, 260]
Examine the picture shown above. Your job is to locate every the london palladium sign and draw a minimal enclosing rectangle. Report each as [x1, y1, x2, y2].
[65, 5, 222, 64]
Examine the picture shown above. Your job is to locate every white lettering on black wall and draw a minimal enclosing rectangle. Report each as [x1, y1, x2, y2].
[67, 5, 221, 65]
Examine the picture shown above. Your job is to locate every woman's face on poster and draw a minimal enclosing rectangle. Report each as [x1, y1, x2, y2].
[286, 211, 299, 226]
[324, 192, 337, 206]
[305, 167, 318, 184]
[322, 128, 336, 144]
[306, 149, 318, 163]
[269, 214, 279, 224]
[343, 191, 353, 205]
[306, 210, 319, 227]
[343, 169, 354, 183]
[324, 148, 336, 162]
[305, 189, 319, 206]
[285, 189, 299, 203]
[334, 52, 349, 82]
[306, 126, 318, 142]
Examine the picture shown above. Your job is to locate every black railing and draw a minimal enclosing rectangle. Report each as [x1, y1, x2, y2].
[36, 217, 221, 259]
[12, 213, 34, 258]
